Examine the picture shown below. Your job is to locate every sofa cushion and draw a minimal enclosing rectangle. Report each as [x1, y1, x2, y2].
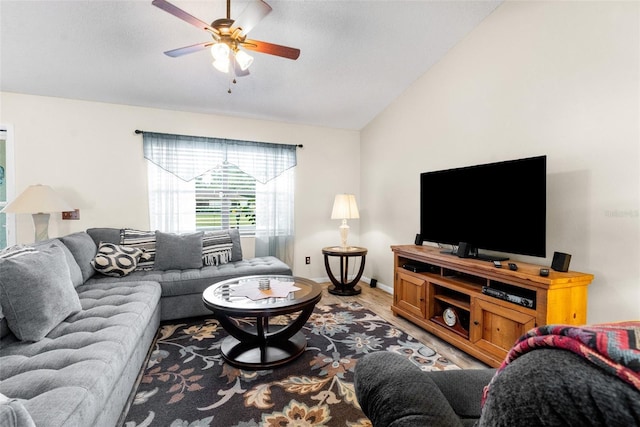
[0, 244, 82, 341]
[0, 393, 35, 427]
[91, 242, 147, 277]
[120, 229, 156, 271]
[60, 232, 98, 282]
[87, 256, 292, 298]
[155, 231, 203, 270]
[202, 230, 234, 266]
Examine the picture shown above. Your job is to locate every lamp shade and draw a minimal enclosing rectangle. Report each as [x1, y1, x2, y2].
[1, 184, 72, 214]
[331, 194, 359, 220]
[235, 49, 254, 71]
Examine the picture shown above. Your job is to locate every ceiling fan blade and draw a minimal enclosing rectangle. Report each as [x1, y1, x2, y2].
[164, 42, 214, 58]
[152, 0, 218, 35]
[241, 39, 300, 60]
[231, 0, 272, 36]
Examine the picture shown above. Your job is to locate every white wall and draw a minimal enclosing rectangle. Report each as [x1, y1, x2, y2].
[360, 1, 639, 323]
[0, 92, 360, 278]
[2, 1, 637, 324]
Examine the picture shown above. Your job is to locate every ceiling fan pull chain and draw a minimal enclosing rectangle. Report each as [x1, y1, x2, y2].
[227, 73, 237, 94]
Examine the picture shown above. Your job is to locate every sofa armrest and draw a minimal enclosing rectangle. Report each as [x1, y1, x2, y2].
[355, 351, 466, 427]
[0, 394, 35, 427]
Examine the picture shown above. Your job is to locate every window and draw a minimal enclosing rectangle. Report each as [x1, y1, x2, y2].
[195, 163, 256, 235]
[142, 131, 297, 264]
[0, 125, 14, 250]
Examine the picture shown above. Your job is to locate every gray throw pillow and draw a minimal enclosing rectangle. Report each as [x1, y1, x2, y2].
[0, 244, 82, 342]
[228, 228, 243, 262]
[60, 232, 98, 283]
[0, 246, 37, 339]
[154, 231, 204, 270]
[86, 227, 122, 246]
[33, 239, 84, 287]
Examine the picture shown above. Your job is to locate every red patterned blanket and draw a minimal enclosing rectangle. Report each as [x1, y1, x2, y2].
[483, 321, 640, 404]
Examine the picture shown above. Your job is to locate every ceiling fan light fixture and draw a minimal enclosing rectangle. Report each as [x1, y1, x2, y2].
[235, 50, 254, 71]
[212, 58, 230, 73]
[211, 42, 230, 61]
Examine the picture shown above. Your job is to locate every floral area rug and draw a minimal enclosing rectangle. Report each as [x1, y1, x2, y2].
[121, 301, 460, 427]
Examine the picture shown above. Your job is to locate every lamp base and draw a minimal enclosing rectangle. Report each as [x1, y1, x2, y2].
[32, 213, 50, 242]
[339, 219, 350, 248]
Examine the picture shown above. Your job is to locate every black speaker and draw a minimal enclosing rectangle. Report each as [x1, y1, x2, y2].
[551, 252, 571, 272]
[415, 234, 423, 246]
[457, 242, 471, 258]
[370, 278, 378, 288]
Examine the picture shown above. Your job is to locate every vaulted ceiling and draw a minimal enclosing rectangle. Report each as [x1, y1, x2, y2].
[0, 1, 501, 130]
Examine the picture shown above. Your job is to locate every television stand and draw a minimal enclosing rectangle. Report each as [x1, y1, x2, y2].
[392, 245, 593, 367]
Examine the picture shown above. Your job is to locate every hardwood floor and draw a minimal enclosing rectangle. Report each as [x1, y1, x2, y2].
[319, 281, 488, 369]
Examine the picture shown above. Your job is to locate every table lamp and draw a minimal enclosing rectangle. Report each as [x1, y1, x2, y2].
[1, 184, 73, 242]
[331, 194, 359, 248]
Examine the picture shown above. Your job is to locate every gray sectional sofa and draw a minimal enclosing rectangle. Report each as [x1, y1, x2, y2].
[0, 228, 292, 427]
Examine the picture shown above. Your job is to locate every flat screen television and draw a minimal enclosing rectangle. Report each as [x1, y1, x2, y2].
[420, 155, 546, 261]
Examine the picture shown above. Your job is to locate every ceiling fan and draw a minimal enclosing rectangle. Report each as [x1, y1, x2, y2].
[152, 0, 300, 78]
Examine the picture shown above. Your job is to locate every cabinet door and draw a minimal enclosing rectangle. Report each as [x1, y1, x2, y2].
[470, 298, 535, 360]
[395, 271, 427, 319]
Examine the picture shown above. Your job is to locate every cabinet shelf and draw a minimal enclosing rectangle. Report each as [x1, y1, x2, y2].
[392, 245, 593, 367]
[433, 294, 470, 311]
[430, 316, 469, 339]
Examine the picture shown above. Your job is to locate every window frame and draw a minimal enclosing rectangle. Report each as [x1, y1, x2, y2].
[0, 124, 16, 249]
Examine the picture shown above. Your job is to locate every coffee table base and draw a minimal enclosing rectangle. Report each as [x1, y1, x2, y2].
[328, 284, 362, 296]
[221, 331, 307, 369]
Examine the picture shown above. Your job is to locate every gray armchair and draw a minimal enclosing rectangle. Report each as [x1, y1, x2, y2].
[355, 349, 640, 426]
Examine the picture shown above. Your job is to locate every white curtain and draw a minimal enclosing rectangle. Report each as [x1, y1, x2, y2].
[142, 132, 297, 264]
[255, 167, 295, 266]
[147, 162, 196, 233]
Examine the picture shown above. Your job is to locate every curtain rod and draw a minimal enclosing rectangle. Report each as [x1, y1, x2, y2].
[134, 129, 303, 148]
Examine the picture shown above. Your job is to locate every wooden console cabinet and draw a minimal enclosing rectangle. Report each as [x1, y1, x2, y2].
[391, 245, 594, 367]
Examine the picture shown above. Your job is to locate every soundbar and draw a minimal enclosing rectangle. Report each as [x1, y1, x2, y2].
[481, 286, 535, 309]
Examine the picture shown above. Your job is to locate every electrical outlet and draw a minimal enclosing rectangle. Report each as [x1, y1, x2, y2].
[305, 256, 311, 265]
[62, 209, 80, 220]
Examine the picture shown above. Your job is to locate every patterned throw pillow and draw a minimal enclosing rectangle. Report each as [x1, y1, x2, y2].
[202, 230, 234, 266]
[0, 245, 37, 259]
[91, 242, 147, 277]
[120, 229, 156, 271]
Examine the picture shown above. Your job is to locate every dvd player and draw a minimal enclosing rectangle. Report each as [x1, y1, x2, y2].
[402, 263, 427, 273]
[482, 286, 534, 309]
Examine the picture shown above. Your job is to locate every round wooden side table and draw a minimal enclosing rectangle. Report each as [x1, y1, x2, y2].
[322, 246, 367, 296]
